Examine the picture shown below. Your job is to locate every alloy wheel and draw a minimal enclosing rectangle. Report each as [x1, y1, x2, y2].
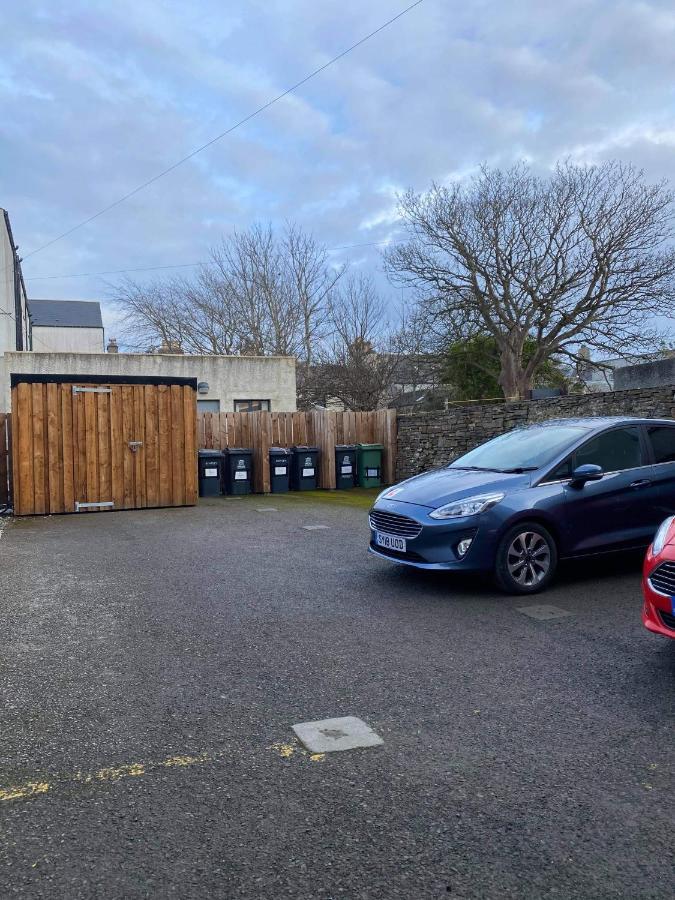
[506, 531, 551, 588]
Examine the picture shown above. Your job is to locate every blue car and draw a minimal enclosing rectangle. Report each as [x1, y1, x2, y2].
[369, 416, 675, 594]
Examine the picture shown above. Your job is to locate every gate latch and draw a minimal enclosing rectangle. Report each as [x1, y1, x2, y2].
[128, 441, 143, 452]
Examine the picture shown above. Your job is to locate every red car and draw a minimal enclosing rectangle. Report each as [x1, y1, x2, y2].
[642, 515, 675, 639]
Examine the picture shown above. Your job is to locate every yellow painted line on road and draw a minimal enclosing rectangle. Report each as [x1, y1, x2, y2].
[0, 743, 322, 806]
[1, 751, 212, 804]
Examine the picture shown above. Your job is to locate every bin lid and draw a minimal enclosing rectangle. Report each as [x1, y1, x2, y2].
[226, 447, 252, 454]
[269, 446, 291, 454]
[198, 449, 224, 457]
[357, 443, 384, 450]
[292, 445, 319, 452]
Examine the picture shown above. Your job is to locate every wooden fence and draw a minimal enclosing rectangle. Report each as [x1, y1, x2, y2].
[0, 413, 9, 508]
[198, 409, 397, 493]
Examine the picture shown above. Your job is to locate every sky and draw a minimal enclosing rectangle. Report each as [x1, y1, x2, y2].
[2, 0, 675, 340]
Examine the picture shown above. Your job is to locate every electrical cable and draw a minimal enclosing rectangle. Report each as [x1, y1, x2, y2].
[10, 1, 425, 269]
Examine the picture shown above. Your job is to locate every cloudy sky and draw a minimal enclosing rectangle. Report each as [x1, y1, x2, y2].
[2, 0, 675, 336]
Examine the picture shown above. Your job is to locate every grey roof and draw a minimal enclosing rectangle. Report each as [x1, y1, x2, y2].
[28, 299, 103, 329]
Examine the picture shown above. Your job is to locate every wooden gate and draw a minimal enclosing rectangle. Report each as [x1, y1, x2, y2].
[11, 376, 197, 515]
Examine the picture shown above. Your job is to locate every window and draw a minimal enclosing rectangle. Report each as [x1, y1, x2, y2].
[234, 399, 270, 413]
[449, 424, 589, 472]
[647, 425, 675, 464]
[197, 399, 220, 413]
[574, 427, 642, 472]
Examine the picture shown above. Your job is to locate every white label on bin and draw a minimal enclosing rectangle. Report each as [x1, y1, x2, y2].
[274, 466, 287, 476]
[366, 468, 379, 478]
[234, 471, 248, 481]
[341, 465, 353, 475]
[204, 468, 218, 477]
[302, 467, 315, 478]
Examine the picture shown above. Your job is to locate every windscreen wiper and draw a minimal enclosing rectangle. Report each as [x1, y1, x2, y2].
[496, 466, 538, 473]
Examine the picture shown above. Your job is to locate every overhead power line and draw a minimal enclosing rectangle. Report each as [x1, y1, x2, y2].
[16, 1, 425, 268]
[25, 241, 397, 281]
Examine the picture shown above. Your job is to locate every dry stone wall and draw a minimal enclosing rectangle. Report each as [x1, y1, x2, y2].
[396, 385, 675, 481]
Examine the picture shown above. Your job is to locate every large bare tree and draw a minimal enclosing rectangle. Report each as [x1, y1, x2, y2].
[113, 223, 343, 360]
[385, 161, 675, 399]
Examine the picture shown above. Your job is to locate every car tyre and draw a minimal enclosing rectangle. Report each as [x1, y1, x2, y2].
[494, 521, 558, 595]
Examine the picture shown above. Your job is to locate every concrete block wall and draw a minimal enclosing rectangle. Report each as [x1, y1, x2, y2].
[396, 386, 675, 481]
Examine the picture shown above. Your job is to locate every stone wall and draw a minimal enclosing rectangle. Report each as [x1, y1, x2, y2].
[614, 357, 675, 391]
[396, 385, 675, 480]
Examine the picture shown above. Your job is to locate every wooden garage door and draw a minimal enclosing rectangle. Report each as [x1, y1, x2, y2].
[11, 381, 197, 515]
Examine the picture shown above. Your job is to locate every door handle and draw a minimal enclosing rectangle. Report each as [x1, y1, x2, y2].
[630, 479, 651, 489]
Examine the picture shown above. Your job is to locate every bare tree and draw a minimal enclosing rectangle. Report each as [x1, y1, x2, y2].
[300, 274, 406, 410]
[113, 223, 344, 359]
[385, 161, 675, 399]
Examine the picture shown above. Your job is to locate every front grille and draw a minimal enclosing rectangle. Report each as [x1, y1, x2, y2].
[649, 561, 675, 596]
[658, 610, 675, 631]
[370, 542, 426, 563]
[369, 509, 423, 538]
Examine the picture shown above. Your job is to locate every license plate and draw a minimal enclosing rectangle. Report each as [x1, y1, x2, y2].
[375, 531, 406, 552]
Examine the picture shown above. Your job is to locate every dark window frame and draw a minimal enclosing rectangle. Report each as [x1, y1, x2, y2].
[539, 425, 650, 484]
[646, 424, 675, 466]
[233, 399, 271, 413]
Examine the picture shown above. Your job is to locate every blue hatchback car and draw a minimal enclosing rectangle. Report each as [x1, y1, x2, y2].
[369, 416, 675, 593]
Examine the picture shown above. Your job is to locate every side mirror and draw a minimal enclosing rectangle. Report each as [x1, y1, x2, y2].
[570, 463, 604, 485]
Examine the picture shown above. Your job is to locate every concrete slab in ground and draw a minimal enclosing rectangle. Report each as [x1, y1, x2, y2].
[292, 716, 384, 753]
[515, 603, 573, 620]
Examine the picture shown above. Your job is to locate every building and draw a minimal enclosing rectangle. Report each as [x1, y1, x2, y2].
[614, 356, 675, 390]
[0, 209, 30, 354]
[0, 350, 297, 412]
[28, 299, 104, 353]
[577, 348, 675, 392]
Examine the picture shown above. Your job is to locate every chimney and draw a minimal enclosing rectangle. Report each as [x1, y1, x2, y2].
[106, 338, 119, 353]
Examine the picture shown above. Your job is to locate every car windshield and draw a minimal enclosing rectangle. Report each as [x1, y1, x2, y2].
[449, 425, 589, 472]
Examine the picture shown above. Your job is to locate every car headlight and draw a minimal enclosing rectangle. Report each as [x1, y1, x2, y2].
[652, 515, 675, 555]
[429, 492, 505, 520]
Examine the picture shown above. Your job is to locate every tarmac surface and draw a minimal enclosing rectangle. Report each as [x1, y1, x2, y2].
[1, 493, 674, 899]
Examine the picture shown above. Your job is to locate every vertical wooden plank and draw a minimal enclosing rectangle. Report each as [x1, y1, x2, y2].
[6, 412, 13, 511]
[60, 385, 74, 513]
[170, 385, 186, 506]
[13, 384, 33, 515]
[97, 388, 112, 505]
[31, 383, 47, 515]
[157, 385, 172, 507]
[46, 383, 62, 514]
[110, 386, 124, 510]
[183, 386, 197, 505]
[0, 413, 8, 508]
[218, 412, 228, 451]
[144, 385, 160, 507]
[133, 385, 146, 508]
[121, 385, 135, 509]
[84, 388, 99, 507]
[74, 388, 88, 507]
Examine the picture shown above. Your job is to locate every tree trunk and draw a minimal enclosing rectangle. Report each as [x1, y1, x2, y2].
[498, 347, 532, 400]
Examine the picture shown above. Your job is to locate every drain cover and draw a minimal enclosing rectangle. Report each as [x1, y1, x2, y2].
[515, 604, 572, 620]
[292, 716, 384, 753]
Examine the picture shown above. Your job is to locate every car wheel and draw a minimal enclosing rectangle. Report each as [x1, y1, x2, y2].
[494, 522, 558, 595]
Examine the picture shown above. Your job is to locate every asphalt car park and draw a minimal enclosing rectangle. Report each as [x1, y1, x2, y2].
[1, 493, 674, 899]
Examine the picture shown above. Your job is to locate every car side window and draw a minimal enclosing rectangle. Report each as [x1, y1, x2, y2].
[574, 426, 643, 472]
[546, 456, 574, 481]
[647, 425, 675, 464]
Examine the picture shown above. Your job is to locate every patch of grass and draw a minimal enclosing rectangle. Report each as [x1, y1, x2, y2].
[273, 487, 382, 510]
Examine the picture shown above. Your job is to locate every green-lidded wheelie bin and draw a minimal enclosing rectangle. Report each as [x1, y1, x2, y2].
[335, 444, 357, 489]
[356, 443, 384, 488]
[269, 447, 291, 493]
[198, 450, 225, 497]
[225, 447, 253, 495]
[290, 446, 319, 490]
